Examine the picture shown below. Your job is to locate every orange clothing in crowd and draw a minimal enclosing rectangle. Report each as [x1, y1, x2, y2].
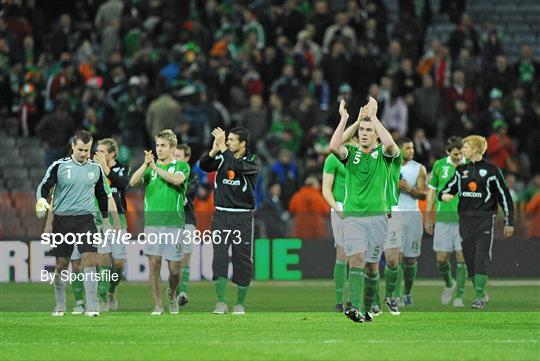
[194, 191, 215, 232]
[525, 192, 540, 238]
[288, 186, 330, 239]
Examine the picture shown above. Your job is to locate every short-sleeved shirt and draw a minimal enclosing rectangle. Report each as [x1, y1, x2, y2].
[429, 156, 464, 223]
[342, 144, 398, 216]
[323, 153, 346, 203]
[142, 160, 190, 227]
[386, 151, 403, 211]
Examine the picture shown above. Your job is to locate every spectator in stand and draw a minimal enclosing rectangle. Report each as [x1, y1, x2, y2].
[504, 85, 532, 146]
[116, 76, 146, 148]
[145, 87, 182, 140]
[277, 0, 306, 46]
[35, 101, 75, 166]
[269, 149, 299, 208]
[392, 10, 423, 60]
[480, 29, 504, 71]
[350, 42, 383, 99]
[479, 88, 504, 136]
[487, 119, 518, 174]
[242, 8, 265, 50]
[289, 87, 323, 131]
[444, 69, 478, 114]
[270, 63, 300, 112]
[454, 48, 481, 90]
[237, 94, 268, 145]
[412, 128, 432, 166]
[258, 183, 289, 238]
[307, 67, 330, 112]
[414, 74, 442, 138]
[382, 87, 408, 137]
[513, 45, 540, 94]
[288, 176, 329, 239]
[445, 98, 476, 139]
[269, 112, 303, 155]
[395, 57, 421, 96]
[94, 0, 124, 37]
[447, 14, 479, 60]
[385, 40, 403, 76]
[483, 55, 514, 98]
[308, 0, 334, 46]
[321, 39, 352, 97]
[361, 17, 387, 53]
[322, 11, 357, 54]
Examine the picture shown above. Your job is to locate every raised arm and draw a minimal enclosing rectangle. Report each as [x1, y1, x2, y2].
[149, 160, 185, 187]
[129, 151, 152, 187]
[367, 97, 399, 157]
[329, 100, 350, 160]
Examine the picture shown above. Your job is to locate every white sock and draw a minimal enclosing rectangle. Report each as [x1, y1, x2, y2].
[83, 267, 99, 311]
[53, 272, 66, 310]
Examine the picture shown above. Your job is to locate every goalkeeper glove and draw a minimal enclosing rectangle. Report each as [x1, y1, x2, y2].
[35, 198, 50, 219]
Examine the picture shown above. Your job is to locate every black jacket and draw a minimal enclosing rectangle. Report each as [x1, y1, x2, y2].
[184, 171, 198, 225]
[439, 159, 514, 226]
[107, 161, 130, 215]
[199, 150, 260, 210]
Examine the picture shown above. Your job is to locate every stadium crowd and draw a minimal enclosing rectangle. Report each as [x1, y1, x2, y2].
[1, 0, 539, 238]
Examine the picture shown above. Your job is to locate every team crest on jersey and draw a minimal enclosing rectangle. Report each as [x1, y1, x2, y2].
[168, 167, 175, 174]
[88, 172, 95, 180]
[462, 170, 469, 178]
[371, 150, 379, 159]
[479, 169, 487, 177]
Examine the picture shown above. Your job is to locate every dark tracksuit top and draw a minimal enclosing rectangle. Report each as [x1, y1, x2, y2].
[439, 158, 514, 276]
[199, 149, 260, 287]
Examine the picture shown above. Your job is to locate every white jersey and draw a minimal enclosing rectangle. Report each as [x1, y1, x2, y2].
[398, 160, 421, 211]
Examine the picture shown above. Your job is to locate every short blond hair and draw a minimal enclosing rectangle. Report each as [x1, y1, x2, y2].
[155, 129, 177, 148]
[463, 135, 488, 155]
[97, 138, 118, 155]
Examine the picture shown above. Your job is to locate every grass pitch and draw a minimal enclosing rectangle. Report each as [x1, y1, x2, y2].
[1, 280, 539, 361]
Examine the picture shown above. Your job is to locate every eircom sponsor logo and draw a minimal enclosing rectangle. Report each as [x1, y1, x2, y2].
[462, 191, 483, 198]
[222, 179, 241, 186]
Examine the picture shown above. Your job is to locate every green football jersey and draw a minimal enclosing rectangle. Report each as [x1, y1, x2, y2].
[343, 144, 397, 216]
[142, 160, 190, 227]
[386, 150, 403, 210]
[323, 153, 346, 203]
[429, 156, 465, 223]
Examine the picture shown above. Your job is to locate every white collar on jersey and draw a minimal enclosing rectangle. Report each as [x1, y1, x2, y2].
[71, 155, 89, 166]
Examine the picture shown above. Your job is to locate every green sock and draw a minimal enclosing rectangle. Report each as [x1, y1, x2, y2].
[437, 261, 453, 288]
[394, 263, 404, 298]
[455, 262, 467, 298]
[176, 267, 190, 295]
[215, 277, 227, 303]
[97, 266, 111, 301]
[109, 267, 122, 294]
[333, 261, 346, 304]
[71, 273, 85, 304]
[373, 275, 381, 306]
[403, 262, 418, 295]
[364, 272, 380, 312]
[384, 265, 399, 298]
[348, 267, 365, 309]
[237, 286, 248, 305]
[474, 274, 488, 299]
